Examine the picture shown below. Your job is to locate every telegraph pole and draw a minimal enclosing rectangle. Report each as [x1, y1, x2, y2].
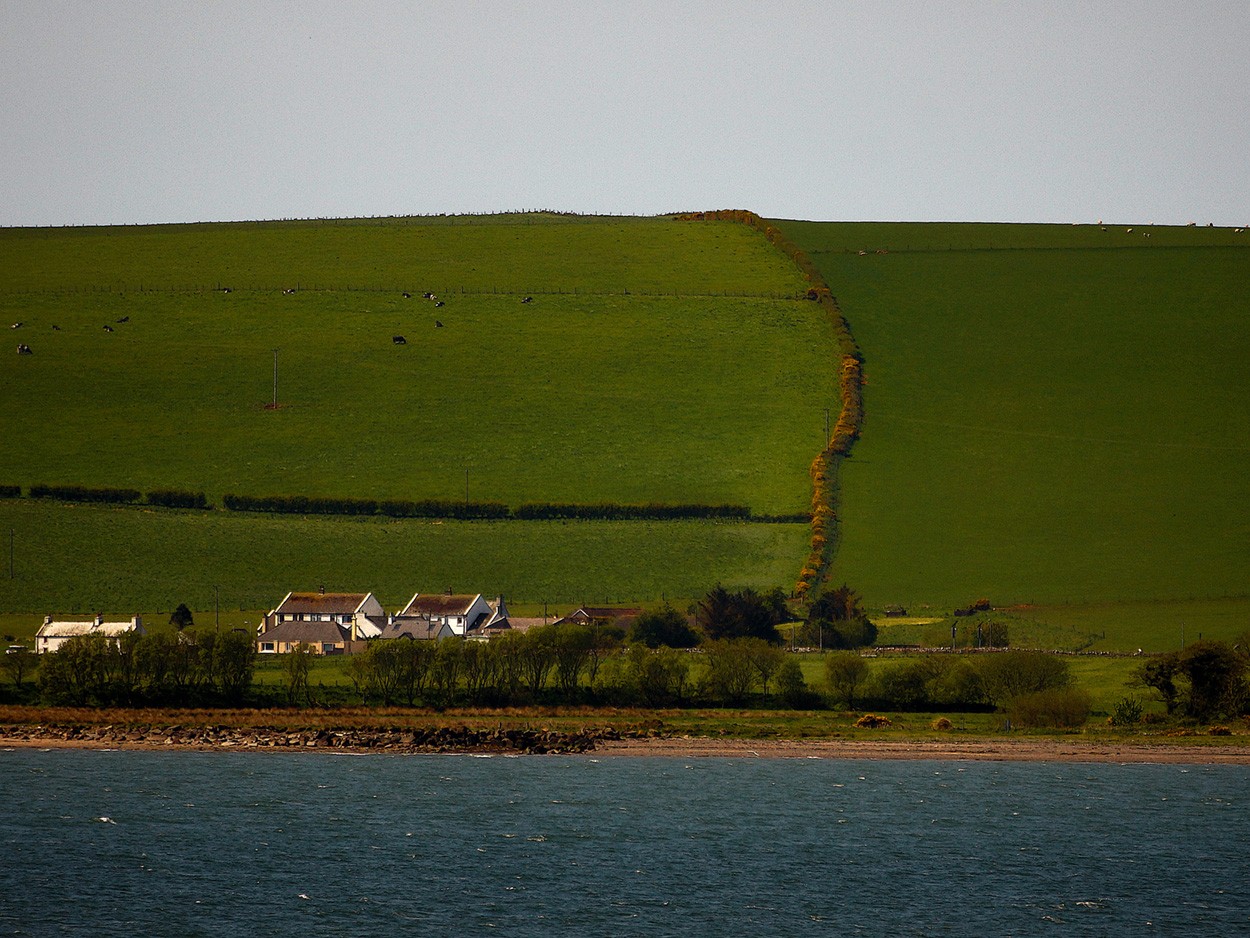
[272, 349, 279, 407]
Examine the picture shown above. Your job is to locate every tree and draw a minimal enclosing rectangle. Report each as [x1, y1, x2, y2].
[169, 603, 194, 630]
[977, 651, 1071, 708]
[1135, 641, 1248, 720]
[629, 606, 700, 648]
[429, 638, 464, 706]
[696, 586, 784, 643]
[213, 629, 256, 702]
[804, 584, 876, 650]
[628, 645, 690, 706]
[776, 658, 813, 709]
[701, 639, 757, 705]
[809, 584, 864, 623]
[551, 624, 594, 696]
[284, 643, 315, 704]
[824, 650, 869, 708]
[744, 638, 785, 696]
[518, 626, 557, 697]
[1, 647, 36, 690]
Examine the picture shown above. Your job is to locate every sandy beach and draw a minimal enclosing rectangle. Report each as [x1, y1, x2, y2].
[4, 732, 1249, 764]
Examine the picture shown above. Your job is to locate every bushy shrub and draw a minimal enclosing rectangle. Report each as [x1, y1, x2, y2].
[0, 485, 20, 498]
[1109, 695, 1144, 726]
[29, 484, 141, 504]
[1005, 687, 1091, 729]
[146, 489, 210, 509]
[854, 713, 892, 728]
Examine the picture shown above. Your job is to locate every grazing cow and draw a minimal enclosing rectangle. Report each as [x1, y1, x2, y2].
[220, 286, 233, 293]
[434, 300, 445, 308]
[402, 292, 412, 299]
[1126, 228, 1133, 233]
[392, 335, 407, 344]
[522, 296, 533, 304]
[283, 288, 297, 295]
[422, 292, 433, 299]
[17, 343, 32, 355]
[51, 325, 60, 331]
[103, 325, 114, 333]
[435, 320, 444, 328]
[10, 322, 22, 329]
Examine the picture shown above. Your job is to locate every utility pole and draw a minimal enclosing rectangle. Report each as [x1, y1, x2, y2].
[272, 348, 279, 407]
[824, 408, 831, 447]
[464, 468, 469, 507]
[8, 528, 12, 579]
[215, 585, 220, 632]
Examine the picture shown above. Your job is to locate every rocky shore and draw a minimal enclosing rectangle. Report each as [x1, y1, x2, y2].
[0, 722, 661, 755]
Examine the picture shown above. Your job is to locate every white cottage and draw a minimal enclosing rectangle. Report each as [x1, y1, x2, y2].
[35, 614, 146, 654]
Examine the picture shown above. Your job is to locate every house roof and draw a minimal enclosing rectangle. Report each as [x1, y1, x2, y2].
[553, 606, 642, 626]
[274, 591, 373, 616]
[399, 593, 482, 617]
[379, 617, 448, 641]
[259, 620, 352, 645]
[36, 617, 144, 640]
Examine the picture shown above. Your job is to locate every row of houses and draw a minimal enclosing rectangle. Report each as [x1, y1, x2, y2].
[256, 589, 640, 655]
[29, 591, 640, 657]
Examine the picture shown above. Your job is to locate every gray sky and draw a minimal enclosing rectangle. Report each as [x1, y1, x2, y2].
[2, 0, 1247, 227]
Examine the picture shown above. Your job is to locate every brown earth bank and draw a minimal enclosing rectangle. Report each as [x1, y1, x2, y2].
[1, 708, 1248, 763]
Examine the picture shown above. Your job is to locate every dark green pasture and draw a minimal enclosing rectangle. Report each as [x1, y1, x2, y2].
[0, 498, 807, 617]
[780, 221, 1250, 610]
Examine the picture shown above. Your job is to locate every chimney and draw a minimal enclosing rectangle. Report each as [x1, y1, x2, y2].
[95, 612, 104, 626]
[44, 615, 52, 626]
[319, 584, 325, 595]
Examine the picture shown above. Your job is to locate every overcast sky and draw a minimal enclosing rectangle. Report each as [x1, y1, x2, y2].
[2, 1, 1246, 227]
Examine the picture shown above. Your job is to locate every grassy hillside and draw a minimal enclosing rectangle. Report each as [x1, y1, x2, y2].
[0, 214, 830, 612]
[2, 215, 829, 511]
[780, 221, 1250, 613]
[0, 499, 806, 619]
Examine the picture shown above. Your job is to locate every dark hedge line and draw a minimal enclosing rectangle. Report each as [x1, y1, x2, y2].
[377, 499, 511, 520]
[514, 502, 751, 521]
[29, 484, 142, 504]
[222, 494, 753, 522]
[222, 493, 511, 520]
[0, 485, 20, 499]
[145, 490, 210, 510]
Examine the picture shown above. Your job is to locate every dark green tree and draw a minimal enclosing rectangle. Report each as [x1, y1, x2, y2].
[169, 603, 194, 630]
[629, 606, 700, 648]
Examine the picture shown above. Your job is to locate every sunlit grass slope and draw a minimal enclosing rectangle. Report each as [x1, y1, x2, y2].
[780, 221, 1250, 609]
[0, 499, 807, 616]
[1, 216, 827, 512]
[0, 214, 834, 612]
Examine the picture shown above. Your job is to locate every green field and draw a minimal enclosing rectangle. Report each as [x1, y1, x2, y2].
[781, 221, 1250, 616]
[0, 214, 835, 613]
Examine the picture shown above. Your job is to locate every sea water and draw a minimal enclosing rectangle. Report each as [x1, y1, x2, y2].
[1, 749, 1247, 936]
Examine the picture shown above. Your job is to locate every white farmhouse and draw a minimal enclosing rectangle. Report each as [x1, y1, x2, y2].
[34, 614, 146, 654]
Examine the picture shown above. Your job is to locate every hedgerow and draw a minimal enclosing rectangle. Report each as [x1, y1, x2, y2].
[676, 210, 865, 598]
[28, 484, 142, 505]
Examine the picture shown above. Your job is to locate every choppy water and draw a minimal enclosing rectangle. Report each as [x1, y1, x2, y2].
[1, 749, 1247, 935]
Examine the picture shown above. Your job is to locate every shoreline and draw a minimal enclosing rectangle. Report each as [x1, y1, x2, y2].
[4, 733, 1249, 765]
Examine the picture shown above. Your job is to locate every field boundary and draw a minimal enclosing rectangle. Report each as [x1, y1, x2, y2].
[676, 211, 864, 599]
[4, 486, 806, 524]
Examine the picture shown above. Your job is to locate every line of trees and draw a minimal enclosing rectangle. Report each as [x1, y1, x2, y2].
[13, 486, 773, 523]
[24, 485, 211, 509]
[34, 630, 256, 705]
